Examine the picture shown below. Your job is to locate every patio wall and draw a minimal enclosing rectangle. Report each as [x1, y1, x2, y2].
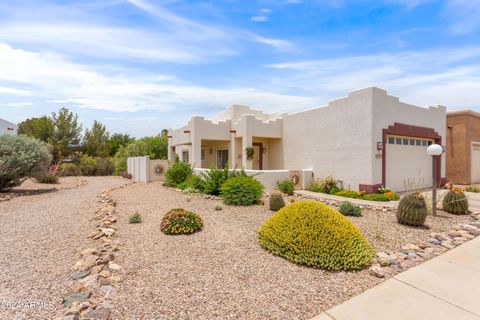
[127, 156, 169, 183]
[193, 168, 313, 192]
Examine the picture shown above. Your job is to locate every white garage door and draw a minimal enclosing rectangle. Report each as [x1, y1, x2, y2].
[386, 136, 433, 192]
[472, 142, 480, 184]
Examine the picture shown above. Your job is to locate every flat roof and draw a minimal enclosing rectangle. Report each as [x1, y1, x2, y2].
[447, 109, 480, 118]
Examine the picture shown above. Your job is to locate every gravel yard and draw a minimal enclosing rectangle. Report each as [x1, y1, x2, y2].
[0, 176, 125, 320]
[110, 182, 467, 320]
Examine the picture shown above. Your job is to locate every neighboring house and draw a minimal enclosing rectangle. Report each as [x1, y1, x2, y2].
[168, 87, 446, 192]
[0, 118, 17, 135]
[446, 110, 480, 185]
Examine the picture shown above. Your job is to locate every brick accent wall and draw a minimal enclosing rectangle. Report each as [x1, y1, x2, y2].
[446, 112, 480, 184]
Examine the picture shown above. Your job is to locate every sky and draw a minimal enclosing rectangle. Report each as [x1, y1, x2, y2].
[0, 0, 479, 137]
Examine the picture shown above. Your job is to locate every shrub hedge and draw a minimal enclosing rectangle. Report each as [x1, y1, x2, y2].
[221, 176, 264, 205]
[258, 201, 375, 271]
[277, 179, 294, 195]
[165, 161, 193, 187]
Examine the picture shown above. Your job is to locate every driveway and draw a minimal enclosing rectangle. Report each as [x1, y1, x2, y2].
[0, 177, 125, 320]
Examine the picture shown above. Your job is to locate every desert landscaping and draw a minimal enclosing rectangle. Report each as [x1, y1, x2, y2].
[1, 176, 479, 320]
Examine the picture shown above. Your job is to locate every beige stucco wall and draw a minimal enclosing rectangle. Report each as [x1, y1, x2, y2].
[148, 159, 169, 181]
[282, 88, 374, 191]
[0, 119, 17, 135]
[371, 88, 446, 186]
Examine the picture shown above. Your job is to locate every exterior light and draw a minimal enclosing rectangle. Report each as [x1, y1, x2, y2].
[427, 144, 442, 156]
[427, 143, 442, 216]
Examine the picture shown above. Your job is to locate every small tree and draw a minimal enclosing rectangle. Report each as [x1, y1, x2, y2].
[107, 133, 135, 156]
[51, 107, 82, 160]
[0, 135, 52, 191]
[17, 116, 54, 143]
[83, 120, 109, 157]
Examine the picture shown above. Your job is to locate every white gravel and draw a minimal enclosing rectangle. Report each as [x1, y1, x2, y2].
[0, 176, 126, 320]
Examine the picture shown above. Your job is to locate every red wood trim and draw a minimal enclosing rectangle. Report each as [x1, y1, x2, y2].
[230, 130, 236, 133]
[183, 130, 190, 134]
[252, 142, 263, 170]
[167, 135, 172, 138]
[382, 123, 442, 188]
[359, 183, 383, 194]
[7, 127, 14, 130]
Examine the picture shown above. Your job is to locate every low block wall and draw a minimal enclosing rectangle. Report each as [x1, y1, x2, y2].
[127, 157, 169, 183]
[193, 168, 313, 192]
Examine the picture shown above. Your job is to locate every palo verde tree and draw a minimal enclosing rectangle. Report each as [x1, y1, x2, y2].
[50, 107, 82, 160]
[83, 120, 110, 157]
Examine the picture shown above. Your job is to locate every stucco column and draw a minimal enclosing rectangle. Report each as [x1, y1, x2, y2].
[230, 131, 236, 169]
[242, 134, 252, 169]
[168, 145, 176, 163]
[191, 136, 202, 168]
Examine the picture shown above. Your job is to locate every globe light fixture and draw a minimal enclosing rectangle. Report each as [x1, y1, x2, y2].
[427, 144, 443, 216]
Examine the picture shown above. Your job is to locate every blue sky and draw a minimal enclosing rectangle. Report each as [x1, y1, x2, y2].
[0, 0, 479, 137]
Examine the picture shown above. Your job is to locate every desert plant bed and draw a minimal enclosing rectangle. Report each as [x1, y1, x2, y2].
[107, 181, 471, 320]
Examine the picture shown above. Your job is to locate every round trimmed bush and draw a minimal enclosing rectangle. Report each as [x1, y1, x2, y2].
[160, 208, 203, 235]
[258, 201, 375, 271]
[220, 176, 264, 205]
[442, 189, 469, 215]
[165, 161, 193, 187]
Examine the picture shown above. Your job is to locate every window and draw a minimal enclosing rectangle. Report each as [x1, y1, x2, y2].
[201, 148, 205, 161]
[416, 139, 421, 146]
[403, 138, 409, 145]
[409, 139, 415, 145]
[388, 137, 395, 144]
[422, 140, 427, 146]
[216, 149, 228, 169]
[182, 150, 189, 163]
[428, 141, 432, 146]
[396, 137, 402, 145]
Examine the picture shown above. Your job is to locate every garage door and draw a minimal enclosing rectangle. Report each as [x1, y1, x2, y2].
[472, 142, 480, 184]
[386, 136, 433, 192]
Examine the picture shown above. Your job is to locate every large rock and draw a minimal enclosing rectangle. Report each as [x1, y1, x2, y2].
[369, 266, 385, 278]
[63, 291, 91, 307]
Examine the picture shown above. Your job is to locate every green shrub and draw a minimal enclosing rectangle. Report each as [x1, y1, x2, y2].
[178, 174, 204, 192]
[94, 157, 114, 176]
[79, 155, 97, 176]
[160, 208, 203, 235]
[277, 179, 294, 195]
[442, 189, 469, 214]
[220, 176, 264, 205]
[396, 193, 427, 226]
[334, 190, 365, 199]
[465, 185, 480, 193]
[363, 194, 391, 202]
[129, 212, 142, 223]
[213, 204, 223, 211]
[35, 173, 59, 184]
[258, 201, 375, 271]
[309, 179, 325, 193]
[339, 201, 362, 217]
[59, 163, 82, 176]
[309, 175, 341, 194]
[269, 190, 285, 211]
[201, 168, 247, 195]
[0, 135, 52, 191]
[165, 161, 193, 187]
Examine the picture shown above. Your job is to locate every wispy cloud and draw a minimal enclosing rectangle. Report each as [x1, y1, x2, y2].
[251, 8, 272, 22]
[445, 0, 480, 34]
[267, 47, 480, 108]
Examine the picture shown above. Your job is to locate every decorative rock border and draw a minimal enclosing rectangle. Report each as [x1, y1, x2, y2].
[60, 182, 132, 320]
[369, 212, 480, 278]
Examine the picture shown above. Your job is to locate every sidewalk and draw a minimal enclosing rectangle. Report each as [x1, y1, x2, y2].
[312, 236, 480, 320]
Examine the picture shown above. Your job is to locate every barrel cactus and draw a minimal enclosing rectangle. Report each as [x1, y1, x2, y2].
[442, 189, 469, 215]
[269, 190, 285, 211]
[396, 193, 428, 226]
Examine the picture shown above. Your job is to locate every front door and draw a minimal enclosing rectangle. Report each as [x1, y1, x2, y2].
[252, 142, 263, 170]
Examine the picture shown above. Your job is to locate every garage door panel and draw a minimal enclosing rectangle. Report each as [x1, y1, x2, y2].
[472, 142, 480, 184]
[386, 139, 433, 192]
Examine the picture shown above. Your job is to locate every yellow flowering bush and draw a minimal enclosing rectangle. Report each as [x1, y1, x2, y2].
[160, 208, 203, 235]
[258, 201, 375, 271]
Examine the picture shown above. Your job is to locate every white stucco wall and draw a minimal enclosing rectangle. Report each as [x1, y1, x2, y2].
[0, 119, 17, 135]
[282, 88, 374, 191]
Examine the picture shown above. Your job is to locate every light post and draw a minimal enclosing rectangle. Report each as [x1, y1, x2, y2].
[427, 144, 443, 216]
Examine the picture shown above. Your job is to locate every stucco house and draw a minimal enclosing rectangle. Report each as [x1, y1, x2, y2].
[446, 110, 480, 185]
[168, 87, 446, 192]
[0, 118, 17, 135]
